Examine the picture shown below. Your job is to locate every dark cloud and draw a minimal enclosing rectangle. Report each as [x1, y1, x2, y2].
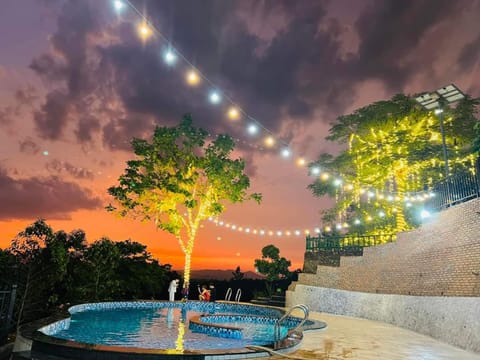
[0, 167, 101, 220]
[458, 33, 480, 71]
[33, 90, 69, 140]
[45, 159, 94, 180]
[19, 137, 40, 155]
[352, 0, 464, 90]
[27, 0, 480, 155]
[30, 0, 102, 143]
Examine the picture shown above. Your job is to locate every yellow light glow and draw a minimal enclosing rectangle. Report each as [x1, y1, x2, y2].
[138, 23, 152, 39]
[324, 226, 331, 232]
[320, 173, 329, 181]
[264, 136, 275, 147]
[228, 107, 240, 120]
[346, 184, 354, 190]
[297, 158, 306, 167]
[186, 70, 200, 86]
[304, 230, 310, 235]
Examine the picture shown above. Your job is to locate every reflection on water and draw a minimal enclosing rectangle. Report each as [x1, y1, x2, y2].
[53, 307, 280, 350]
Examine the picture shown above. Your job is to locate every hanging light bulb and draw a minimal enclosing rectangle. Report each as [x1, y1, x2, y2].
[228, 107, 240, 120]
[209, 91, 221, 104]
[247, 124, 258, 135]
[294, 230, 301, 236]
[138, 23, 152, 39]
[297, 158, 306, 167]
[186, 70, 200, 86]
[311, 167, 320, 175]
[113, 0, 125, 11]
[281, 148, 291, 158]
[264, 136, 275, 147]
[163, 49, 177, 65]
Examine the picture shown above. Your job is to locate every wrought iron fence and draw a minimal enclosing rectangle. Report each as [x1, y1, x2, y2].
[306, 233, 397, 252]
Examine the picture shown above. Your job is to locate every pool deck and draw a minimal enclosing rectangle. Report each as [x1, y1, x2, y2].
[264, 311, 480, 360]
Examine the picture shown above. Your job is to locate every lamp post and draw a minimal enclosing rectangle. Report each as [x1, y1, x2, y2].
[415, 84, 465, 202]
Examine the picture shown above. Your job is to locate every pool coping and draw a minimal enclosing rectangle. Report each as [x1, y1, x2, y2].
[22, 300, 325, 359]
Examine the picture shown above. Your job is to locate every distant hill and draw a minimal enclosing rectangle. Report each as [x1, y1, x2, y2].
[183, 269, 265, 281]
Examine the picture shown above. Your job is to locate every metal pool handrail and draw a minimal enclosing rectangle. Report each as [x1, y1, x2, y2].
[235, 289, 242, 302]
[274, 304, 309, 341]
[225, 288, 232, 301]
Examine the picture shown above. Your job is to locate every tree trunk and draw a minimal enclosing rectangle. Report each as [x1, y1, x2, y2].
[183, 252, 192, 288]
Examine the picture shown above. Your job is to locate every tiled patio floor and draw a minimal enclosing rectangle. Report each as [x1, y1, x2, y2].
[265, 312, 480, 360]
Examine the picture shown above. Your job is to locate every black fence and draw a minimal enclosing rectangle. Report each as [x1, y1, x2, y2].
[306, 233, 397, 252]
[425, 170, 480, 210]
[0, 285, 16, 341]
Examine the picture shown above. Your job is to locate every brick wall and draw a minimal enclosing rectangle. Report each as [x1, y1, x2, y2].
[297, 198, 480, 297]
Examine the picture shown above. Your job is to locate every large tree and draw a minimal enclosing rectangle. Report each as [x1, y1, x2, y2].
[254, 244, 291, 297]
[107, 114, 261, 286]
[309, 94, 479, 234]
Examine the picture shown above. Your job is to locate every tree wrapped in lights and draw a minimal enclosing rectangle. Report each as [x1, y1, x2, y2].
[108, 114, 261, 286]
[309, 94, 479, 234]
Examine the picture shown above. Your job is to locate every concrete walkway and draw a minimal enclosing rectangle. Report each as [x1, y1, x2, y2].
[266, 311, 480, 360]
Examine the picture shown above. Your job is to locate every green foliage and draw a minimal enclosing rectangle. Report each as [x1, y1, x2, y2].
[309, 94, 480, 233]
[2, 220, 174, 326]
[107, 114, 261, 284]
[254, 245, 292, 297]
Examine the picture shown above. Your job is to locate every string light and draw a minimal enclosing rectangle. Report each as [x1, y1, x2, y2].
[228, 107, 240, 120]
[163, 49, 177, 65]
[281, 148, 291, 158]
[113, 0, 125, 11]
[186, 70, 200, 86]
[138, 23, 152, 40]
[264, 136, 275, 147]
[247, 124, 259, 135]
[209, 91, 221, 104]
[110, 0, 441, 211]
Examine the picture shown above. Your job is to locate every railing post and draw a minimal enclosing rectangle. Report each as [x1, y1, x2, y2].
[7, 285, 16, 330]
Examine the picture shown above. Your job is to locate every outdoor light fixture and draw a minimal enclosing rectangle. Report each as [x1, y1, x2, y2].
[415, 84, 465, 182]
[227, 107, 240, 120]
[247, 124, 258, 135]
[186, 70, 200, 86]
[113, 0, 125, 11]
[163, 50, 177, 65]
[209, 91, 221, 104]
[281, 148, 291, 158]
[311, 167, 320, 175]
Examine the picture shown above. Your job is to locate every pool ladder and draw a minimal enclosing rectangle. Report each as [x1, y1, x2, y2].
[274, 304, 309, 341]
[225, 288, 242, 302]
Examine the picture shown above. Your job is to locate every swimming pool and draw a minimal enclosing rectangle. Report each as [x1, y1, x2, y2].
[32, 301, 326, 359]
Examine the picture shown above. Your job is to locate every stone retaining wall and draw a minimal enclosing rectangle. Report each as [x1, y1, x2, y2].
[286, 285, 480, 353]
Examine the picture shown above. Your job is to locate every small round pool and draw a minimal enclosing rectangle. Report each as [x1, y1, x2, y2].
[31, 301, 326, 359]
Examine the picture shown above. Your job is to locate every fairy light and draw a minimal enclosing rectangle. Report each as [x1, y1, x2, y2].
[297, 158, 306, 167]
[281, 148, 291, 158]
[138, 23, 152, 39]
[264, 136, 275, 147]
[163, 49, 177, 65]
[109, 0, 443, 208]
[209, 91, 221, 104]
[186, 70, 200, 86]
[247, 124, 258, 135]
[113, 0, 125, 11]
[228, 107, 240, 120]
[320, 173, 329, 181]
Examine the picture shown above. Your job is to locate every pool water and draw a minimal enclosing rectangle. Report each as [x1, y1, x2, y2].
[53, 307, 289, 350]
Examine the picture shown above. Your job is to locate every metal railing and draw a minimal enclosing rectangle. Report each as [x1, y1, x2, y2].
[0, 285, 17, 340]
[425, 170, 480, 210]
[306, 233, 396, 252]
[274, 304, 309, 341]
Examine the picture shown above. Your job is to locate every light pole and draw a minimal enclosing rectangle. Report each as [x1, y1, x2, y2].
[415, 84, 465, 203]
[415, 84, 465, 180]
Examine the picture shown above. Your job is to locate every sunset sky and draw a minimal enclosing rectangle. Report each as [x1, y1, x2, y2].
[1, 0, 479, 272]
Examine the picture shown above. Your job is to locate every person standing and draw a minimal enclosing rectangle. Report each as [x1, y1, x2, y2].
[168, 279, 179, 301]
